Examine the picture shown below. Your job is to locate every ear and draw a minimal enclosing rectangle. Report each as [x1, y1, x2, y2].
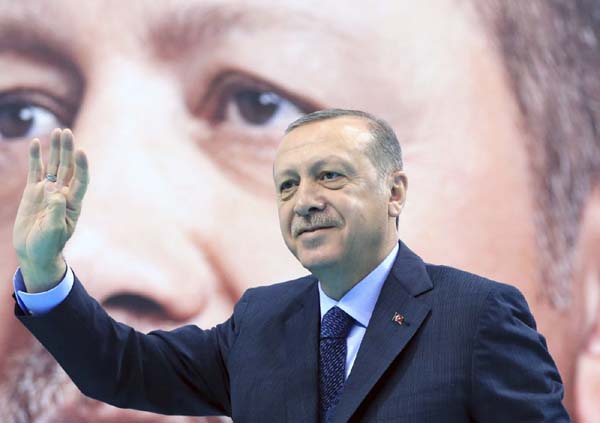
[388, 170, 408, 218]
[574, 185, 600, 422]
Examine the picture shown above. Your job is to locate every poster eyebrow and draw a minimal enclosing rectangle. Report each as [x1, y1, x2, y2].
[147, 4, 351, 60]
[0, 19, 80, 74]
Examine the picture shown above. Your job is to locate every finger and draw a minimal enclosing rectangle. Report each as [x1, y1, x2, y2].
[67, 150, 89, 207]
[46, 128, 62, 181]
[27, 138, 43, 184]
[56, 129, 74, 187]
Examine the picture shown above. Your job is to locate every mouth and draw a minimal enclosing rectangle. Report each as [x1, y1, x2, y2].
[297, 226, 335, 237]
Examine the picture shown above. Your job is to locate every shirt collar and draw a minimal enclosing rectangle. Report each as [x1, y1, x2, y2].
[318, 243, 399, 328]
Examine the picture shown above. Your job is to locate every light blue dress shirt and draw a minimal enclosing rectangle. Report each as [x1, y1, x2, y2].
[14, 243, 400, 376]
[318, 243, 399, 379]
[13, 265, 74, 315]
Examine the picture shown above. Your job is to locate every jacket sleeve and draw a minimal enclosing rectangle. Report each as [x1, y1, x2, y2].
[15, 272, 250, 417]
[470, 283, 571, 422]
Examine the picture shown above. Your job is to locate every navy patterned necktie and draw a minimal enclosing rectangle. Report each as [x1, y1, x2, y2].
[319, 306, 355, 423]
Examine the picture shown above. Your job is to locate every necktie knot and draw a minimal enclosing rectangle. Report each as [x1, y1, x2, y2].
[320, 306, 354, 339]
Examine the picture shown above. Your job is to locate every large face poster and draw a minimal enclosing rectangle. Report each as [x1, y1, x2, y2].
[1, 1, 599, 422]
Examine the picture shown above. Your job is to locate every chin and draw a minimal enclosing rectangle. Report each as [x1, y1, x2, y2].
[296, 247, 343, 272]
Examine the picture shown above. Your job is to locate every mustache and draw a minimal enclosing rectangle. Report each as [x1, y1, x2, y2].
[291, 213, 341, 237]
[0, 340, 73, 423]
[0, 326, 232, 422]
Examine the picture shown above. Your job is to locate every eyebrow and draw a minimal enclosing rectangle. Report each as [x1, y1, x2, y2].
[0, 3, 354, 66]
[274, 155, 355, 181]
[0, 9, 80, 75]
[308, 156, 355, 174]
[147, 4, 352, 60]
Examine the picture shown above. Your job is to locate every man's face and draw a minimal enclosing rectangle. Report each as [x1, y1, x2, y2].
[0, 0, 587, 421]
[275, 117, 396, 281]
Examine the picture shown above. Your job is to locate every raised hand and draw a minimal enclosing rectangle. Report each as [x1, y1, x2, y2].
[13, 128, 89, 293]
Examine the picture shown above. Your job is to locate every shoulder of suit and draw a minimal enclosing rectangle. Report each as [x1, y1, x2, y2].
[240, 274, 316, 302]
[229, 275, 317, 325]
[423, 263, 525, 300]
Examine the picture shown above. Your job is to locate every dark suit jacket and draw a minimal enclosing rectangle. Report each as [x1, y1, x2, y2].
[16, 241, 570, 422]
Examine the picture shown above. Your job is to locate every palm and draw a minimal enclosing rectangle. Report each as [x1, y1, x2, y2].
[13, 129, 89, 283]
[15, 183, 74, 262]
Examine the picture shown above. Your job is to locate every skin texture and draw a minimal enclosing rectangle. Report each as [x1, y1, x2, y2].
[0, 0, 598, 421]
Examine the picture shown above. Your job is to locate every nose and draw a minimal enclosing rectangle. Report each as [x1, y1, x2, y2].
[61, 60, 235, 327]
[292, 180, 326, 217]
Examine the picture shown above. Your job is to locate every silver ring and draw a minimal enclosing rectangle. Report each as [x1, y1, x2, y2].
[46, 174, 57, 183]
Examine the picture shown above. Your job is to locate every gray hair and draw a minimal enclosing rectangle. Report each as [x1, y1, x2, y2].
[285, 108, 403, 180]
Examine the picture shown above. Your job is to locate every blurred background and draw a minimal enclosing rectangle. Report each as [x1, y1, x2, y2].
[0, 1, 598, 422]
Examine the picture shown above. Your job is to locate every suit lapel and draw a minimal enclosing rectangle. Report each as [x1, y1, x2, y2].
[333, 241, 433, 423]
[283, 278, 321, 423]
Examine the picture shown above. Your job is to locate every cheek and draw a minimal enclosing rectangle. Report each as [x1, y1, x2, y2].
[277, 203, 290, 228]
[277, 205, 294, 243]
[0, 144, 29, 215]
[0, 214, 27, 371]
[342, 192, 387, 229]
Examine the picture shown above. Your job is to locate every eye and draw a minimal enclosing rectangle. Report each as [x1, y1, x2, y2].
[190, 72, 321, 196]
[321, 171, 342, 181]
[279, 179, 298, 193]
[200, 72, 316, 129]
[0, 93, 71, 142]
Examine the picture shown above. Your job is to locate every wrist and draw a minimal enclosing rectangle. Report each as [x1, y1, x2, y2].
[19, 256, 67, 293]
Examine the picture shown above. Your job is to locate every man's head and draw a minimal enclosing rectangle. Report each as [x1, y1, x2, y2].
[275, 111, 406, 298]
[0, 0, 598, 421]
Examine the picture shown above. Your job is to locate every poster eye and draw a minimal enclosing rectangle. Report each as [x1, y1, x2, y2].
[200, 72, 317, 129]
[0, 101, 63, 142]
[0, 91, 74, 142]
[232, 89, 299, 126]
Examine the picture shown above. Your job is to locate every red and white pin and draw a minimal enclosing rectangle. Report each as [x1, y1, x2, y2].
[392, 312, 405, 325]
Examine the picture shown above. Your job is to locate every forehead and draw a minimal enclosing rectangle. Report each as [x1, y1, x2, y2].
[275, 116, 373, 171]
[0, 1, 480, 57]
[0, 0, 367, 56]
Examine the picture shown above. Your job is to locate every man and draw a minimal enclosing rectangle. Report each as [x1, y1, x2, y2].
[0, 1, 598, 422]
[13, 111, 570, 421]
